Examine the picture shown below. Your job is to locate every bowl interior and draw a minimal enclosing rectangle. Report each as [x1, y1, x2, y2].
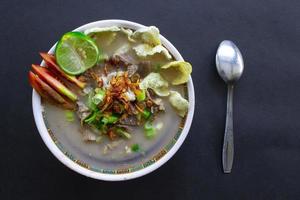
[33, 20, 195, 181]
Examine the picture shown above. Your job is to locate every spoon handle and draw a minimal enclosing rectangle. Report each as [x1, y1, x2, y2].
[222, 84, 234, 173]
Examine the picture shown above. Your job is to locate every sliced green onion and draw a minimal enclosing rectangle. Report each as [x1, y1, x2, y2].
[116, 128, 132, 139]
[142, 109, 151, 119]
[84, 110, 101, 124]
[101, 114, 119, 125]
[94, 121, 107, 133]
[145, 128, 156, 138]
[101, 117, 108, 125]
[144, 121, 156, 139]
[92, 88, 105, 105]
[87, 91, 97, 111]
[144, 121, 153, 129]
[84, 112, 97, 124]
[136, 89, 146, 102]
[95, 88, 104, 94]
[65, 110, 75, 122]
[131, 144, 140, 152]
[107, 115, 119, 123]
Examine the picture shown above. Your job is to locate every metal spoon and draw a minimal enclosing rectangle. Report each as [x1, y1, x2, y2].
[216, 40, 244, 173]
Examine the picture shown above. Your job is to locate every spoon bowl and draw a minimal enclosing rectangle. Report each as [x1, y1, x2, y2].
[216, 40, 244, 84]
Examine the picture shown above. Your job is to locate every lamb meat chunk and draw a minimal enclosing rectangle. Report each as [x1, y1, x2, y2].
[128, 102, 139, 115]
[116, 124, 132, 131]
[146, 88, 156, 101]
[77, 101, 91, 122]
[130, 73, 140, 83]
[109, 54, 134, 67]
[79, 126, 97, 142]
[137, 61, 152, 77]
[114, 54, 137, 66]
[152, 98, 165, 111]
[119, 115, 139, 126]
[127, 64, 138, 77]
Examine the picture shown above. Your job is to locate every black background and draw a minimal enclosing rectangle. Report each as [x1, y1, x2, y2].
[1, 0, 300, 199]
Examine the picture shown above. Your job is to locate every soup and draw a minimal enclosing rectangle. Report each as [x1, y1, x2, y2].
[29, 26, 192, 169]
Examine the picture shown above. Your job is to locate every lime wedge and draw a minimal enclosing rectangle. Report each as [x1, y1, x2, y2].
[55, 32, 99, 75]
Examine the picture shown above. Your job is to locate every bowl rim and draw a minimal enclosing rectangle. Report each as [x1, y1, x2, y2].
[32, 19, 195, 181]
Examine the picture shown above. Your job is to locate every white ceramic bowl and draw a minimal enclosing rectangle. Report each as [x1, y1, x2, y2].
[32, 19, 195, 181]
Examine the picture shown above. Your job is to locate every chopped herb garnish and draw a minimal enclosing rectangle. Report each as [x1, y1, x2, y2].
[84, 110, 101, 124]
[142, 109, 151, 119]
[92, 88, 106, 105]
[144, 121, 156, 139]
[65, 110, 75, 122]
[87, 91, 97, 111]
[116, 128, 132, 139]
[145, 128, 156, 138]
[101, 114, 119, 125]
[136, 89, 146, 102]
[94, 121, 108, 133]
[131, 144, 140, 152]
